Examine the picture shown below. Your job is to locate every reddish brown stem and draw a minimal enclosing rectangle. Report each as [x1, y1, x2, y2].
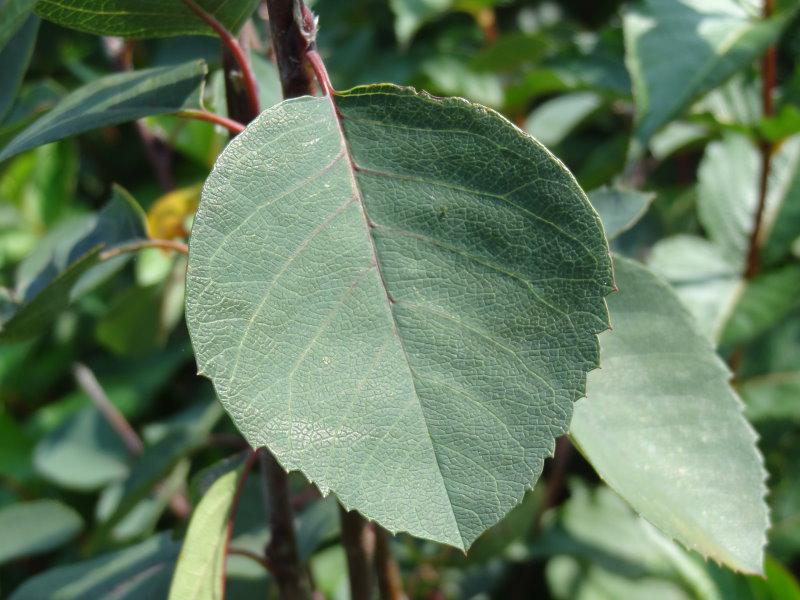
[265, 0, 316, 98]
[306, 49, 334, 96]
[222, 451, 259, 592]
[375, 527, 406, 600]
[182, 0, 260, 117]
[229, 547, 274, 572]
[745, 0, 777, 279]
[339, 506, 376, 600]
[176, 109, 246, 134]
[260, 449, 312, 599]
[99, 239, 189, 261]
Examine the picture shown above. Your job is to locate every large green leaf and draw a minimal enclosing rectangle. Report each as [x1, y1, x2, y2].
[35, 0, 258, 39]
[168, 466, 242, 600]
[625, 0, 793, 145]
[571, 257, 768, 574]
[0, 61, 207, 162]
[0, 500, 83, 564]
[186, 84, 613, 549]
[9, 533, 180, 600]
[697, 134, 800, 269]
[0, 186, 147, 342]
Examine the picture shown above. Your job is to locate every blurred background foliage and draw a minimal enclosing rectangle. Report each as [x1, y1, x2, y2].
[1, 0, 800, 598]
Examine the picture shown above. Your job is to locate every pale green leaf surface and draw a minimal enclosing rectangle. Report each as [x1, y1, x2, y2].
[587, 186, 653, 240]
[647, 235, 743, 341]
[625, 0, 792, 145]
[186, 84, 613, 549]
[0, 15, 38, 123]
[0, 500, 83, 564]
[35, 0, 259, 38]
[9, 532, 180, 600]
[571, 257, 768, 574]
[697, 134, 800, 269]
[525, 91, 604, 148]
[168, 468, 240, 600]
[0, 61, 207, 162]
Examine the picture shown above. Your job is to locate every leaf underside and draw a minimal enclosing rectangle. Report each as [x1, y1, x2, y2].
[571, 256, 768, 574]
[186, 84, 613, 549]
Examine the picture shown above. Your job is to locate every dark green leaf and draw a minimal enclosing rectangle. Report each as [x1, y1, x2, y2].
[35, 0, 259, 39]
[186, 84, 613, 549]
[9, 533, 180, 600]
[0, 0, 35, 50]
[0, 500, 83, 564]
[587, 186, 653, 240]
[739, 373, 800, 423]
[0, 15, 38, 123]
[1, 185, 147, 342]
[625, 0, 794, 145]
[0, 61, 207, 162]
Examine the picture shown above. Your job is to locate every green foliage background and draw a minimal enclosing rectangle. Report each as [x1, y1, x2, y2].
[1, 0, 800, 598]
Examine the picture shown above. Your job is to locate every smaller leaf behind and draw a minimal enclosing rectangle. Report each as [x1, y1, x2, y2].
[571, 256, 769, 574]
[0, 61, 207, 162]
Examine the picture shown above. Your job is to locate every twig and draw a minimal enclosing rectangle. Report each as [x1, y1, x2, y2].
[73, 363, 144, 455]
[99, 239, 189, 261]
[176, 109, 246, 134]
[265, 0, 316, 98]
[222, 451, 260, 590]
[375, 527, 405, 600]
[229, 546, 274, 572]
[72, 363, 192, 519]
[532, 435, 573, 531]
[260, 449, 311, 599]
[182, 0, 260, 118]
[745, 0, 777, 279]
[306, 49, 334, 96]
[339, 506, 376, 600]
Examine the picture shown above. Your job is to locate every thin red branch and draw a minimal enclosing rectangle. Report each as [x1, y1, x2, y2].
[306, 49, 334, 96]
[339, 506, 376, 600]
[745, 0, 777, 279]
[229, 547, 274, 572]
[73, 363, 144, 456]
[181, 0, 260, 117]
[99, 239, 189, 261]
[176, 109, 246, 134]
[375, 527, 405, 600]
[222, 451, 259, 592]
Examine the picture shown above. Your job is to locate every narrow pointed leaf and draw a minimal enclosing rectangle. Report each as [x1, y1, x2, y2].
[186, 84, 613, 549]
[1, 186, 147, 342]
[9, 533, 180, 600]
[625, 0, 794, 145]
[0, 14, 38, 123]
[35, 0, 259, 38]
[168, 467, 242, 600]
[0, 500, 83, 564]
[0, 61, 207, 162]
[571, 257, 768, 574]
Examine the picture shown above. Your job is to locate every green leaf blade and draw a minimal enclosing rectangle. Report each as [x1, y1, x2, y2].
[571, 257, 768, 574]
[186, 84, 613, 549]
[0, 500, 83, 565]
[0, 61, 207, 162]
[35, 0, 259, 39]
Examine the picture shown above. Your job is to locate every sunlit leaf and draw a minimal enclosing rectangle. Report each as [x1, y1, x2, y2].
[186, 84, 613, 549]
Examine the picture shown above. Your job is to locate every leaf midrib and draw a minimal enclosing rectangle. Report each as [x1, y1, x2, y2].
[323, 91, 465, 546]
